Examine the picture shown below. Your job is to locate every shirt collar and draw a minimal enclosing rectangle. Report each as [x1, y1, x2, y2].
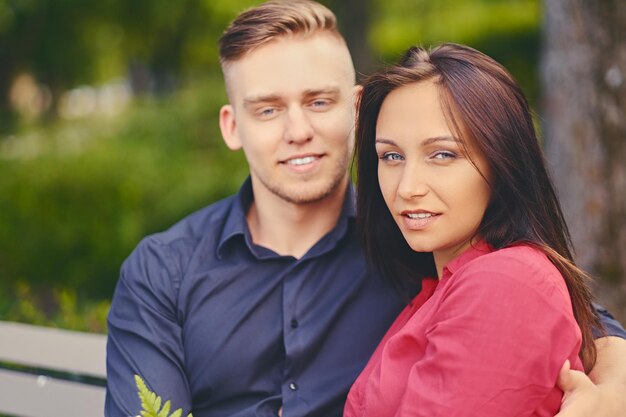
[216, 177, 255, 259]
[442, 240, 493, 278]
[304, 182, 356, 259]
[217, 177, 356, 260]
[343, 182, 357, 218]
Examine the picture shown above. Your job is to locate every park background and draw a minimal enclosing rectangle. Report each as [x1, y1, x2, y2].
[1, 0, 625, 333]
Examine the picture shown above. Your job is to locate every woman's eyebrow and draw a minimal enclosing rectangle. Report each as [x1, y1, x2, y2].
[375, 138, 396, 145]
[421, 135, 461, 146]
[375, 136, 461, 146]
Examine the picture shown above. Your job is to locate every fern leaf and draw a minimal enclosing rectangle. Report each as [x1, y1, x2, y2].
[154, 396, 162, 413]
[134, 374, 193, 417]
[136, 376, 155, 417]
[157, 400, 171, 417]
[135, 375, 148, 400]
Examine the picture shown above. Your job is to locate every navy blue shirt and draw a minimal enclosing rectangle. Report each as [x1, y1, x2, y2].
[106, 179, 626, 417]
[105, 180, 405, 417]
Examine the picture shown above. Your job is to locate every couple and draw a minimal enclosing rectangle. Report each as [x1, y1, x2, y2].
[105, 1, 626, 416]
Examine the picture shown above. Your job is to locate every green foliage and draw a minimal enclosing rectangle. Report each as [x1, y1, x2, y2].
[370, 0, 539, 53]
[0, 0, 543, 331]
[369, 0, 541, 105]
[135, 374, 193, 417]
[0, 77, 247, 310]
[0, 281, 110, 333]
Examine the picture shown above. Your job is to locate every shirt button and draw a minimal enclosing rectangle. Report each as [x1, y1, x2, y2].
[290, 319, 299, 328]
[289, 382, 298, 391]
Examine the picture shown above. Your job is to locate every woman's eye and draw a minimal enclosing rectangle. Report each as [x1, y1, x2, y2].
[432, 151, 457, 160]
[380, 152, 403, 161]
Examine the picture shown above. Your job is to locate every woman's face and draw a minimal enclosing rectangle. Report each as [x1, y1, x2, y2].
[375, 80, 492, 274]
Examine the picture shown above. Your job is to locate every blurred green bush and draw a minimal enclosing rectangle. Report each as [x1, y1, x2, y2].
[0, 77, 247, 331]
[0, 0, 541, 332]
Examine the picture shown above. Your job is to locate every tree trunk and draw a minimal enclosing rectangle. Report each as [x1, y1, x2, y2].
[328, 0, 374, 81]
[541, 0, 626, 322]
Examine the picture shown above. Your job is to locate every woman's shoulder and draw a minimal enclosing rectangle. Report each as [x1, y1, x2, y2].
[482, 243, 553, 267]
[464, 243, 558, 276]
[453, 243, 570, 304]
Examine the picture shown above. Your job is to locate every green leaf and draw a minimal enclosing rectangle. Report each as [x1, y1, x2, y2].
[154, 396, 162, 413]
[157, 400, 171, 417]
[134, 374, 193, 417]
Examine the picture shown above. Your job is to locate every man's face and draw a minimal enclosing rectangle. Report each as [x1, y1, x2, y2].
[219, 33, 358, 205]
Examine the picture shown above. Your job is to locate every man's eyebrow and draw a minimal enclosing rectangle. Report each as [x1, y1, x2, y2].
[243, 94, 282, 106]
[302, 87, 341, 98]
[243, 87, 342, 107]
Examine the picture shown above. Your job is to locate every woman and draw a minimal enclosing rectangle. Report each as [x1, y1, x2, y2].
[345, 43, 601, 417]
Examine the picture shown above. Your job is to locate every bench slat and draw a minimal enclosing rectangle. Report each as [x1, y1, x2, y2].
[0, 368, 105, 417]
[0, 320, 106, 378]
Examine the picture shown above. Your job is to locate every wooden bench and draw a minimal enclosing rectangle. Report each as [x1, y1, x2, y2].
[0, 320, 107, 417]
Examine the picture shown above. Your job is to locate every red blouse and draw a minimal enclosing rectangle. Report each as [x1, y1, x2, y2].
[344, 242, 583, 417]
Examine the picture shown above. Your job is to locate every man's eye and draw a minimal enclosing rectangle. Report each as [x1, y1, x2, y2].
[310, 99, 331, 110]
[259, 108, 275, 117]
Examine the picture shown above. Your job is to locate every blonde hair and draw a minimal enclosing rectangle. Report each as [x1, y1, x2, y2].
[219, 0, 343, 66]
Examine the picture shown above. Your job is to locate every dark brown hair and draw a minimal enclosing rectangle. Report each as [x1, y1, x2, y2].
[356, 43, 601, 371]
[219, 0, 342, 67]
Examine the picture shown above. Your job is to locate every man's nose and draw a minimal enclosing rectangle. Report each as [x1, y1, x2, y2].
[284, 108, 314, 144]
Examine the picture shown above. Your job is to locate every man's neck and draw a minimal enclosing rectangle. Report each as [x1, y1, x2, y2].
[246, 180, 348, 259]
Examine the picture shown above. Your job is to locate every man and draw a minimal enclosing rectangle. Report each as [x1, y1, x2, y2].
[105, 2, 626, 417]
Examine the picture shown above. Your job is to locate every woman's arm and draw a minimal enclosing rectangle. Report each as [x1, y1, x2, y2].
[556, 337, 626, 417]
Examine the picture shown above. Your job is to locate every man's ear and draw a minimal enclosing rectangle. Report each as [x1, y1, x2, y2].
[219, 104, 242, 150]
[353, 84, 364, 124]
[353, 84, 364, 105]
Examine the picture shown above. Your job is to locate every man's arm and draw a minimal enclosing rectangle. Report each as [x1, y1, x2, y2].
[105, 236, 192, 417]
[555, 303, 626, 417]
[556, 336, 626, 417]
[593, 303, 626, 339]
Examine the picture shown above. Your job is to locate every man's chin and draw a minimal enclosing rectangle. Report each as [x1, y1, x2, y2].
[275, 182, 341, 205]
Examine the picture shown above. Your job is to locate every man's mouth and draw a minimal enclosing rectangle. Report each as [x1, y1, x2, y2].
[285, 156, 317, 166]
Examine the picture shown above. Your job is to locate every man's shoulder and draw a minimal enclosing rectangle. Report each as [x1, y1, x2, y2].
[123, 194, 239, 274]
[152, 194, 238, 246]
